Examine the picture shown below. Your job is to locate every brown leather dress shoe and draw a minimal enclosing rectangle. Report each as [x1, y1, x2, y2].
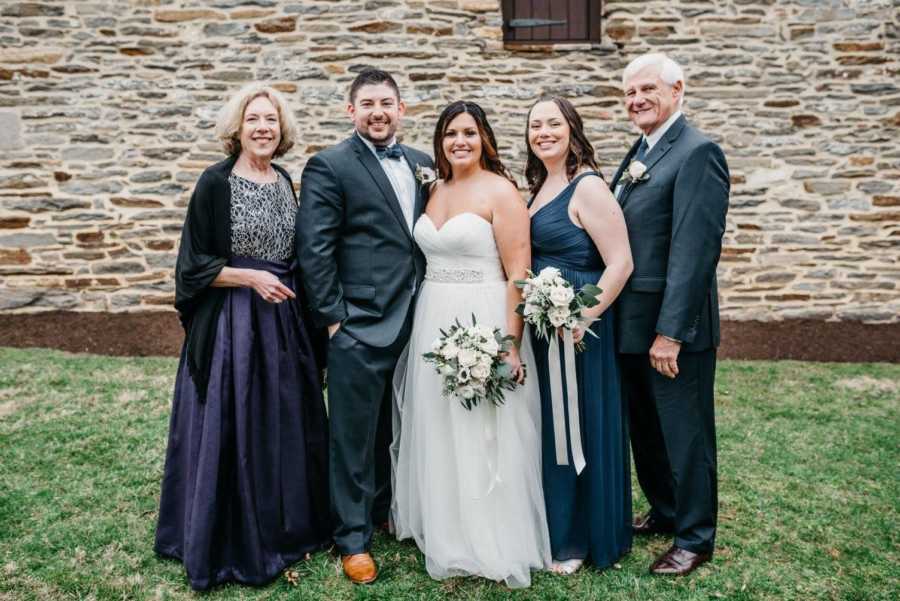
[341, 553, 378, 584]
[633, 512, 674, 535]
[650, 546, 711, 576]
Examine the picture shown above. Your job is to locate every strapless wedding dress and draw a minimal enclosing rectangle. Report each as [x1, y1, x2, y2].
[391, 212, 551, 588]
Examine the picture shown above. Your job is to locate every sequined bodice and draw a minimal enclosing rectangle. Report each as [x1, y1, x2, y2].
[414, 213, 505, 283]
[229, 172, 296, 262]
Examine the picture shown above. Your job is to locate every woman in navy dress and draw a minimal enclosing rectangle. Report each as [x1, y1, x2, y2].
[155, 84, 330, 590]
[525, 97, 634, 574]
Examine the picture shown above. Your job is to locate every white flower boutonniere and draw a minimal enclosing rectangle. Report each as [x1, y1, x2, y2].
[415, 165, 437, 186]
[621, 159, 649, 185]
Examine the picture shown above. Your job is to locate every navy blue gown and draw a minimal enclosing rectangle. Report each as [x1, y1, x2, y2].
[155, 173, 330, 590]
[529, 171, 632, 567]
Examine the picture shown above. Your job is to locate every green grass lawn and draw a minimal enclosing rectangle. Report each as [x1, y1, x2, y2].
[0, 348, 897, 600]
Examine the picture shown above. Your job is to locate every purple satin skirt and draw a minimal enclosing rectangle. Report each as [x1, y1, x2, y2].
[155, 257, 330, 590]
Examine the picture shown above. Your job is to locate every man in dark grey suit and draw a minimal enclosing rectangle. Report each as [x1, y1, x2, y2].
[611, 53, 729, 576]
[296, 68, 433, 584]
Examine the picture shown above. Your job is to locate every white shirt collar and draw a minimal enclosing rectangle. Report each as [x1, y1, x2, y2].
[356, 130, 397, 158]
[644, 110, 683, 151]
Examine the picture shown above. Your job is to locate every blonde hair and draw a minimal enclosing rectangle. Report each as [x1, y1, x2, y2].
[215, 83, 297, 158]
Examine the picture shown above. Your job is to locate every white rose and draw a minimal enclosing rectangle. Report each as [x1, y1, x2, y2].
[548, 306, 570, 327]
[523, 302, 539, 317]
[458, 385, 475, 399]
[457, 348, 477, 367]
[481, 337, 500, 356]
[628, 160, 647, 180]
[549, 285, 574, 307]
[471, 363, 490, 380]
[538, 266, 560, 281]
[441, 342, 460, 360]
[542, 266, 561, 277]
[440, 364, 456, 376]
[415, 165, 437, 185]
[479, 353, 493, 368]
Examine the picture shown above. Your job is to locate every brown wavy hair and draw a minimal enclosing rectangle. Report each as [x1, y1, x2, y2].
[524, 97, 601, 195]
[433, 100, 516, 187]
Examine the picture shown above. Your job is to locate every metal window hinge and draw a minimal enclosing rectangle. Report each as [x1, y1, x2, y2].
[508, 18, 567, 28]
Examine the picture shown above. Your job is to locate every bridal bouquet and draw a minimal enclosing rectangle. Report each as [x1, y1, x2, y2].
[422, 315, 522, 410]
[515, 267, 602, 351]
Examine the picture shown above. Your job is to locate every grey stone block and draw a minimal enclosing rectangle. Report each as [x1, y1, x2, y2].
[0, 233, 57, 248]
[0, 111, 24, 150]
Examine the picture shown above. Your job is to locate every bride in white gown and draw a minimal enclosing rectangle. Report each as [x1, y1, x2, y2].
[391, 101, 551, 588]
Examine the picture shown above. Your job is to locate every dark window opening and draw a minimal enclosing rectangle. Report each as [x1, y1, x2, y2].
[502, 0, 602, 45]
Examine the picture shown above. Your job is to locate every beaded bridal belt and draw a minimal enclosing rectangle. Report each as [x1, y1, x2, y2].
[428, 265, 513, 284]
[425, 266, 485, 283]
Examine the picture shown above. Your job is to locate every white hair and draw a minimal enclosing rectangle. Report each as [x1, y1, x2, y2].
[622, 53, 685, 108]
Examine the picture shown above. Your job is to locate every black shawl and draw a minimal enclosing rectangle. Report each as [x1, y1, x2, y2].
[174, 155, 322, 400]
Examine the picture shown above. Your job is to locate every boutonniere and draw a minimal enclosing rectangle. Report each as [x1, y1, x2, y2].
[415, 165, 437, 186]
[620, 159, 649, 185]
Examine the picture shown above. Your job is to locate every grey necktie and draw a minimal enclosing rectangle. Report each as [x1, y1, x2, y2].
[635, 138, 649, 163]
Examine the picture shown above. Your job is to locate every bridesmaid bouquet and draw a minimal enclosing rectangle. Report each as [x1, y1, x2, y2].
[515, 267, 602, 352]
[422, 315, 522, 410]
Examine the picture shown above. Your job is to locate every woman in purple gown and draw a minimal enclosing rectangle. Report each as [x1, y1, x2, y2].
[525, 97, 634, 575]
[154, 84, 330, 591]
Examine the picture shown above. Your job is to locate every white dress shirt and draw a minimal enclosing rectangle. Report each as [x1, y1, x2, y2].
[357, 131, 417, 232]
[644, 110, 683, 152]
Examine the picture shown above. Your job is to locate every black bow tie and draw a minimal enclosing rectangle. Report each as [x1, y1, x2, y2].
[375, 145, 403, 161]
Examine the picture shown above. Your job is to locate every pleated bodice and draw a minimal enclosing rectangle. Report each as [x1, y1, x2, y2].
[530, 172, 606, 278]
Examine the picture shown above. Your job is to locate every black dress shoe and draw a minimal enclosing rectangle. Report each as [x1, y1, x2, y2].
[632, 512, 674, 535]
[650, 546, 711, 576]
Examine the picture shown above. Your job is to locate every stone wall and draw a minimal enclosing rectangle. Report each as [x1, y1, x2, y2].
[0, 0, 897, 323]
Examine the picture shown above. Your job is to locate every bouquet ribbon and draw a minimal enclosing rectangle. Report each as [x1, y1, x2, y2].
[473, 404, 503, 500]
[547, 329, 586, 474]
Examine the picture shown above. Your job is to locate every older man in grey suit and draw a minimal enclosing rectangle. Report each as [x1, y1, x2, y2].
[611, 53, 729, 576]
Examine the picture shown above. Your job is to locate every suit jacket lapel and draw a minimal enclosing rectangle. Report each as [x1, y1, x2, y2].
[352, 136, 413, 241]
[612, 137, 642, 206]
[618, 115, 688, 207]
[640, 115, 685, 174]
[401, 147, 427, 224]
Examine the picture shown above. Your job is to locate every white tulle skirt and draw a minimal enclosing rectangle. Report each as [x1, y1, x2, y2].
[391, 278, 551, 588]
